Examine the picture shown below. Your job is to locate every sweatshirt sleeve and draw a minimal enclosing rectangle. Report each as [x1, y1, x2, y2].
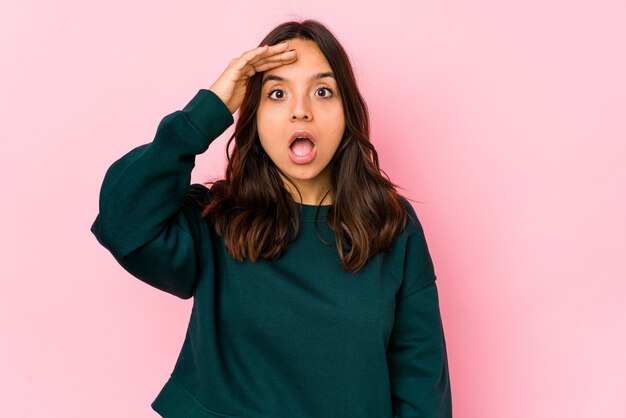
[388, 208, 453, 417]
[90, 89, 234, 299]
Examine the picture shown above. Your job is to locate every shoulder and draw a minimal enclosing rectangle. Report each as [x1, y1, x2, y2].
[396, 194, 426, 238]
[383, 194, 431, 266]
[396, 195, 438, 291]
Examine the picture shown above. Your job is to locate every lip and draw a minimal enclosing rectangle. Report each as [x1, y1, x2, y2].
[288, 130, 317, 147]
[288, 129, 317, 165]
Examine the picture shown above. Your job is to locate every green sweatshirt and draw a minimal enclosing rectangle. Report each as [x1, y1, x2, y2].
[91, 89, 452, 417]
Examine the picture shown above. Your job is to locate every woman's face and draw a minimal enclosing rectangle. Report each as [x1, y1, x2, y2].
[256, 38, 345, 202]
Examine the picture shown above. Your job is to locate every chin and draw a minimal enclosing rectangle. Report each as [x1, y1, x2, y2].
[285, 170, 321, 181]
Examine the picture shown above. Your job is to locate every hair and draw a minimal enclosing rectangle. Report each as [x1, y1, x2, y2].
[201, 19, 409, 273]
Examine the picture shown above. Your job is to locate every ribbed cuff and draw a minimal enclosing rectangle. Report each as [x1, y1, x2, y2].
[182, 89, 234, 140]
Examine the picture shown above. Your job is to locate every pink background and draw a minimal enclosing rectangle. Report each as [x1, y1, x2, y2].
[2, 0, 625, 417]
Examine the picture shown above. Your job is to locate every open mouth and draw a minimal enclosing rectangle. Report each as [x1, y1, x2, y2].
[288, 131, 317, 164]
[290, 137, 315, 156]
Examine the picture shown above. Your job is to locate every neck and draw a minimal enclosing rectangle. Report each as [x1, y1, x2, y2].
[280, 173, 333, 206]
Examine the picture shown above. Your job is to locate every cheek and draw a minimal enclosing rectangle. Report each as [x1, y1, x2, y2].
[330, 108, 346, 138]
[256, 122, 281, 158]
[255, 108, 265, 135]
[256, 106, 280, 132]
[256, 111, 271, 146]
[312, 99, 342, 125]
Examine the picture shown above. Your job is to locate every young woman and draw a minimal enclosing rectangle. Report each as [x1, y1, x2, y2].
[92, 19, 452, 418]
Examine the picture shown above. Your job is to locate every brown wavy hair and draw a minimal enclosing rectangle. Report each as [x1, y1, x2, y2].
[201, 19, 409, 273]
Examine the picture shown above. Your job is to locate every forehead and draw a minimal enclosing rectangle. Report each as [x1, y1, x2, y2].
[262, 39, 334, 83]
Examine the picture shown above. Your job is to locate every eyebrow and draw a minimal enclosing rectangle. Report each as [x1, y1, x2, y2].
[262, 72, 335, 86]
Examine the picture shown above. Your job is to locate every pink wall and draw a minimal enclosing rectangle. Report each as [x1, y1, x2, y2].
[2, 0, 625, 416]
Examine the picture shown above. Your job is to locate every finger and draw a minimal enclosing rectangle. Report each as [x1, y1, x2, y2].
[247, 42, 292, 65]
[253, 54, 297, 73]
[231, 45, 270, 71]
[251, 49, 297, 68]
[242, 64, 256, 78]
[250, 49, 296, 65]
[233, 43, 293, 76]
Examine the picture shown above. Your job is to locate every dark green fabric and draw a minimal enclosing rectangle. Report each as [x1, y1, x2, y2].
[91, 89, 452, 417]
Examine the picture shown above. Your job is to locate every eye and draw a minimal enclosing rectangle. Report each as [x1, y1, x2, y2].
[267, 89, 285, 101]
[316, 87, 334, 98]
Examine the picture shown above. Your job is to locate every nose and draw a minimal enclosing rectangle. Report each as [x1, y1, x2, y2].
[290, 94, 312, 121]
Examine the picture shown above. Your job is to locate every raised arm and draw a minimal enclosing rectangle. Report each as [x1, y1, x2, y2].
[90, 89, 233, 298]
[91, 42, 299, 298]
